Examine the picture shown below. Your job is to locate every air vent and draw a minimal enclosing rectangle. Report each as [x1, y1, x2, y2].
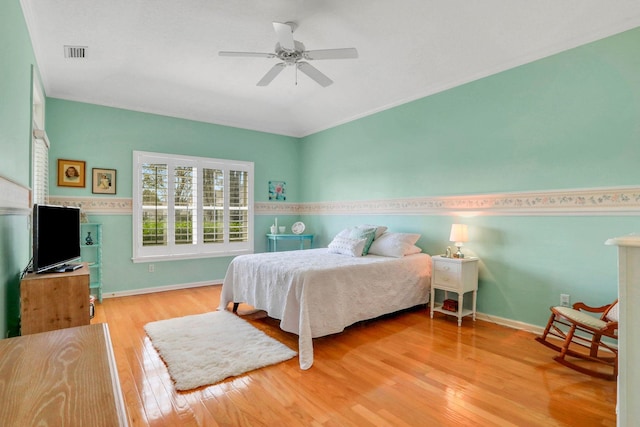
[64, 45, 87, 59]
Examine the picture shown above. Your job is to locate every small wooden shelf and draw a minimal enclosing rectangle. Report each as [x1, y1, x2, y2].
[431, 302, 475, 319]
[81, 223, 102, 302]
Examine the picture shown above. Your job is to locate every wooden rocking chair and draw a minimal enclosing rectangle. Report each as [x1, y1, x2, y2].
[535, 299, 618, 380]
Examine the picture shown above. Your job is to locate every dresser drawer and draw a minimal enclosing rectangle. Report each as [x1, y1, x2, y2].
[433, 261, 461, 288]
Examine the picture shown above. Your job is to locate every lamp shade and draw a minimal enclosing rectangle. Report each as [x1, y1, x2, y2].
[449, 224, 468, 243]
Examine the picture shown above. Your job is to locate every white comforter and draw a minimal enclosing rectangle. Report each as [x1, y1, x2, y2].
[219, 248, 432, 369]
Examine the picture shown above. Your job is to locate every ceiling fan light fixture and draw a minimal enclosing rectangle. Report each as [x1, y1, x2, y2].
[219, 21, 358, 87]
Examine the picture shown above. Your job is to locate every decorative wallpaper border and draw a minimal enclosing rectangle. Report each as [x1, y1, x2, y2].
[50, 185, 640, 216]
[48, 196, 132, 214]
[299, 186, 640, 216]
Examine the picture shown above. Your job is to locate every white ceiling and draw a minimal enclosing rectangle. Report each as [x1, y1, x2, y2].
[21, 0, 640, 138]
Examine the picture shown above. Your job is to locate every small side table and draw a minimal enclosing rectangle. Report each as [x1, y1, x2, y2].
[267, 233, 314, 252]
[430, 255, 479, 326]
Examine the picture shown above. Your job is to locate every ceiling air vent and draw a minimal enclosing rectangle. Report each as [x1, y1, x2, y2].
[64, 45, 87, 59]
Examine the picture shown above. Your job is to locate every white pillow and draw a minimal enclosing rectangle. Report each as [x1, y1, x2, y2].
[336, 225, 388, 240]
[348, 227, 376, 255]
[328, 236, 367, 257]
[368, 232, 421, 257]
[404, 245, 423, 255]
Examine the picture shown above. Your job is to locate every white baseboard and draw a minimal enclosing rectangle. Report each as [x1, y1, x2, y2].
[103, 283, 546, 336]
[476, 311, 618, 350]
[102, 280, 223, 299]
[475, 312, 545, 335]
[101, 288, 616, 353]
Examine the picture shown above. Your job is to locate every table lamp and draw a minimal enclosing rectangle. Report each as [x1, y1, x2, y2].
[449, 224, 468, 258]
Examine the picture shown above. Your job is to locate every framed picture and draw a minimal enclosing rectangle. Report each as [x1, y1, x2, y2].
[268, 180, 286, 201]
[57, 159, 86, 188]
[92, 168, 117, 194]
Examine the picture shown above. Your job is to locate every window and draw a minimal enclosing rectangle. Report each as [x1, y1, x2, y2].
[133, 151, 254, 262]
[32, 130, 49, 205]
[32, 76, 48, 205]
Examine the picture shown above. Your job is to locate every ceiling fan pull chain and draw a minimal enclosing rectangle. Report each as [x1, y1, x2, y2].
[295, 64, 298, 86]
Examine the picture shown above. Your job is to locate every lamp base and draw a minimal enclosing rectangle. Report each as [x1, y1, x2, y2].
[454, 245, 464, 258]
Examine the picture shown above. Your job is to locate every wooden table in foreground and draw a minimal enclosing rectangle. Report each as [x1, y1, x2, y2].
[0, 323, 129, 426]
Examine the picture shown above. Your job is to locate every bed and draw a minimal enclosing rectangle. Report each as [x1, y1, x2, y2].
[218, 247, 432, 369]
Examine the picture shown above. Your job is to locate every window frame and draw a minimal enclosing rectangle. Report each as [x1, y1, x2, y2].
[132, 150, 254, 263]
[31, 74, 48, 206]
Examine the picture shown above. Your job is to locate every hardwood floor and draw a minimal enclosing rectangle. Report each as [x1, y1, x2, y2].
[93, 285, 616, 426]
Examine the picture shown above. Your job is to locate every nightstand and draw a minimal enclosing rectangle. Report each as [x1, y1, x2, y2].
[430, 255, 479, 326]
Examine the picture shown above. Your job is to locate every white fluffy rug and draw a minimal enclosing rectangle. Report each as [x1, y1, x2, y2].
[144, 310, 297, 390]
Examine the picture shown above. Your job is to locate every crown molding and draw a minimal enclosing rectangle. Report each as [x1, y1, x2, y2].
[50, 185, 640, 217]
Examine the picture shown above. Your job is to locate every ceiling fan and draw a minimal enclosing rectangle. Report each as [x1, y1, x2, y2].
[219, 21, 358, 87]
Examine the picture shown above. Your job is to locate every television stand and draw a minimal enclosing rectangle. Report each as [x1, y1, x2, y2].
[20, 263, 90, 334]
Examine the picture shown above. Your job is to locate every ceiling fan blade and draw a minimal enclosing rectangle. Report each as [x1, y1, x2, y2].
[297, 62, 333, 87]
[257, 63, 286, 86]
[304, 48, 358, 60]
[273, 22, 295, 51]
[219, 51, 276, 58]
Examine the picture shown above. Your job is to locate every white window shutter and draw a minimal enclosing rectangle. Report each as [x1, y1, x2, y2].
[132, 150, 254, 262]
[32, 129, 49, 205]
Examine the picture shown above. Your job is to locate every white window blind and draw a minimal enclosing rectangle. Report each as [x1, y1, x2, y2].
[32, 129, 49, 205]
[132, 151, 254, 262]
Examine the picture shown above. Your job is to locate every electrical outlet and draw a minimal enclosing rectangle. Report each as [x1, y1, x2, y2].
[148, 264, 155, 273]
[560, 294, 570, 307]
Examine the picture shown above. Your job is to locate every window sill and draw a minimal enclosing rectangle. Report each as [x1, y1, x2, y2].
[132, 249, 253, 263]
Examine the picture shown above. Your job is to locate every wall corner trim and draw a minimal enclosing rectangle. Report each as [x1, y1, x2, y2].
[0, 176, 30, 215]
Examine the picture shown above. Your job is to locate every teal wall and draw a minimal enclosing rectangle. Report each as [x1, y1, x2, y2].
[299, 28, 640, 326]
[46, 99, 300, 293]
[300, 214, 635, 327]
[0, 1, 38, 337]
[300, 29, 640, 200]
[3, 0, 639, 337]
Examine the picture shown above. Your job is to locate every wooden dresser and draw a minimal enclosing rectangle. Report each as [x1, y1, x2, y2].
[0, 323, 129, 426]
[20, 263, 90, 334]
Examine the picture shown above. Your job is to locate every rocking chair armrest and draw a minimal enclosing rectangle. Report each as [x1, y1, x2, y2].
[602, 321, 618, 333]
[572, 302, 610, 313]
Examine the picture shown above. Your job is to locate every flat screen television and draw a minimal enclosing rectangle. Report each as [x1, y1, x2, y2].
[32, 204, 81, 273]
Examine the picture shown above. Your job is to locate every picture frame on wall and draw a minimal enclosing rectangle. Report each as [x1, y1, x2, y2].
[92, 168, 117, 194]
[57, 159, 86, 188]
[268, 180, 286, 201]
